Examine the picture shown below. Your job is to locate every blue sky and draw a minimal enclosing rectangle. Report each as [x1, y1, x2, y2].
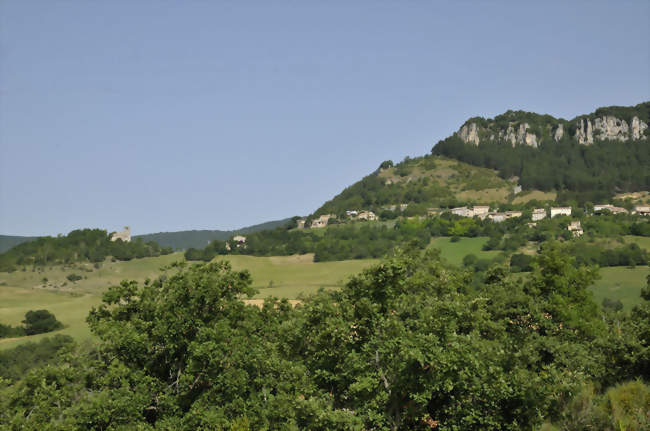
[1, 1, 648, 236]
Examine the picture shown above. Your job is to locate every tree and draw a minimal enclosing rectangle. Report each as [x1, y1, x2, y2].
[22, 310, 63, 335]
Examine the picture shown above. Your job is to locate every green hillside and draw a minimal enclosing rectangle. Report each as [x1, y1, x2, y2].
[313, 156, 525, 218]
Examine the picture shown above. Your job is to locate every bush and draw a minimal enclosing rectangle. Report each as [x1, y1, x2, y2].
[22, 310, 63, 335]
[66, 273, 82, 282]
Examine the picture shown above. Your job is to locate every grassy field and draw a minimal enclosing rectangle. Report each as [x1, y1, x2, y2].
[590, 266, 649, 310]
[624, 235, 650, 252]
[0, 253, 377, 349]
[512, 190, 557, 204]
[429, 236, 501, 266]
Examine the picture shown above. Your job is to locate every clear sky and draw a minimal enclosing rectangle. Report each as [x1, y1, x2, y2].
[1, 1, 649, 236]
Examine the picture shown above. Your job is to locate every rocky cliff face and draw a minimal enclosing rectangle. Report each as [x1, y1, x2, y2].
[455, 103, 649, 147]
[458, 123, 480, 146]
[498, 123, 538, 147]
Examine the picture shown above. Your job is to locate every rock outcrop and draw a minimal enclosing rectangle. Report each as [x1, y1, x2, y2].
[575, 118, 594, 145]
[631, 116, 648, 140]
[499, 123, 538, 147]
[458, 123, 480, 146]
[574, 115, 647, 145]
[593, 116, 629, 141]
[455, 103, 648, 148]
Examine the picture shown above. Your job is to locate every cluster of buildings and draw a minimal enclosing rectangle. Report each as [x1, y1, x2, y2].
[594, 204, 650, 216]
[293, 202, 649, 232]
[297, 210, 378, 229]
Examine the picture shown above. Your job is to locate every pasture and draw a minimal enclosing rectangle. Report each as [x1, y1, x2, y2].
[429, 236, 501, 266]
[0, 253, 377, 349]
[590, 266, 649, 310]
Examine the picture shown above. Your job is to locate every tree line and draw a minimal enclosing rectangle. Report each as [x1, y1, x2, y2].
[186, 213, 650, 264]
[0, 229, 173, 272]
[432, 134, 650, 200]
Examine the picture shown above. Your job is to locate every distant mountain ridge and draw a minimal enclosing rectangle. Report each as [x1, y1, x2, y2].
[135, 218, 292, 250]
[0, 218, 292, 253]
[0, 235, 38, 254]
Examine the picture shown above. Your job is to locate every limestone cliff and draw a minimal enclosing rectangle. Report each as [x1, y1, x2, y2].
[455, 102, 649, 147]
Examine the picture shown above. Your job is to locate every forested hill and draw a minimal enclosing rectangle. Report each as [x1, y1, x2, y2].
[0, 229, 172, 272]
[134, 218, 292, 250]
[432, 101, 650, 201]
[312, 102, 649, 219]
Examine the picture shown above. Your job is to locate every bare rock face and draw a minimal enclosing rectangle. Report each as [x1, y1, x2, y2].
[575, 118, 594, 145]
[553, 124, 564, 142]
[574, 115, 647, 144]
[499, 123, 538, 147]
[593, 116, 629, 141]
[458, 123, 480, 146]
[631, 116, 648, 140]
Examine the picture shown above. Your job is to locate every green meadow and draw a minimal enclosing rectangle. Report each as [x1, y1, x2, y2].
[0, 253, 378, 349]
[429, 236, 501, 265]
[589, 266, 649, 310]
[1, 246, 647, 350]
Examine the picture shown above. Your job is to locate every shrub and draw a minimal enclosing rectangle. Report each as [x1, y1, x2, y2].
[66, 273, 82, 282]
[22, 310, 63, 335]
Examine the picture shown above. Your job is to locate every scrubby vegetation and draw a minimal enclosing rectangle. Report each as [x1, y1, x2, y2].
[0, 229, 173, 272]
[1, 248, 648, 429]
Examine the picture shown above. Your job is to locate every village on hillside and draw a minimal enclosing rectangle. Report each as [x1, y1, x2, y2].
[287, 203, 650, 239]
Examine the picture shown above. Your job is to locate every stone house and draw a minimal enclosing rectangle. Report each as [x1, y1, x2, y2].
[357, 211, 377, 221]
[311, 214, 334, 228]
[532, 208, 546, 221]
[110, 226, 131, 242]
[594, 204, 628, 214]
[567, 221, 583, 237]
[505, 211, 523, 219]
[633, 205, 650, 215]
[473, 206, 490, 219]
[550, 207, 572, 218]
[451, 206, 473, 217]
[488, 213, 507, 223]
[296, 219, 306, 229]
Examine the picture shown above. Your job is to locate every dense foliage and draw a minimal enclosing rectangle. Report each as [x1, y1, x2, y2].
[1, 250, 648, 429]
[0, 335, 74, 382]
[0, 229, 173, 272]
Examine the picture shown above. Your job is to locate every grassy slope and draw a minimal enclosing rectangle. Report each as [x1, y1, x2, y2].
[314, 156, 552, 217]
[429, 237, 501, 266]
[0, 253, 377, 350]
[590, 266, 649, 310]
[625, 235, 650, 252]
